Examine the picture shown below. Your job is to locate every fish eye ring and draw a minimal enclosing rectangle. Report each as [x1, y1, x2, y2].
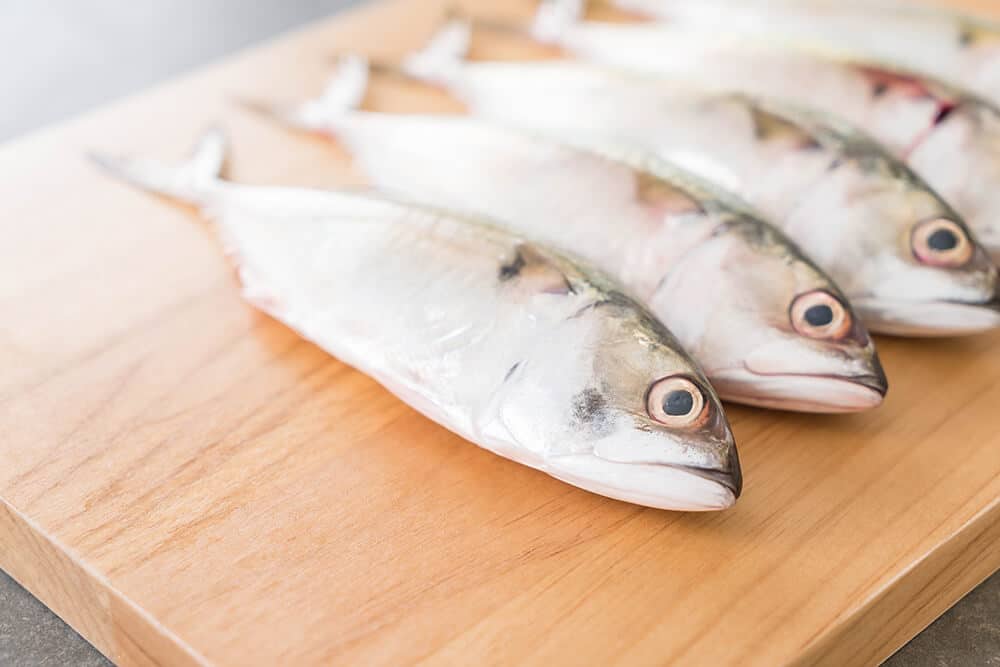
[911, 218, 973, 268]
[646, 376, 709, 429]
[790, 290, 853, 340]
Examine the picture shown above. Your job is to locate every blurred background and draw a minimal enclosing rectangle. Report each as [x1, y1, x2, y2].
[1, 1, 997, 665]
[2, 1, 341, 139]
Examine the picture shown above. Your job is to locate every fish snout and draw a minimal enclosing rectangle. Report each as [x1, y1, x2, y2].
[797, 344, 889, 412]
[853, 348, 889, 399]
[680, 445, 743, 501]
[989, 246, 1000, 267]
[961, 285, 1000, 330]
[821, 371, 889, 412]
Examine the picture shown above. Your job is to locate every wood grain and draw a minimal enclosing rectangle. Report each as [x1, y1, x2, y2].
[2, 1, 999, 665]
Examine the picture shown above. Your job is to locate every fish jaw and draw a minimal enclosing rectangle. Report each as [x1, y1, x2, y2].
[545, 456, 740, 511]
[712, 337, 889, 413]
[710, 372, 887, 413]
[853, 297, 1000, 337]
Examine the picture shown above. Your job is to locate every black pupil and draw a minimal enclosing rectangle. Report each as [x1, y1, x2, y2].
[927, 228, 959, 251]
[663, 390, 694, 417]
[805, 304, 835, 327]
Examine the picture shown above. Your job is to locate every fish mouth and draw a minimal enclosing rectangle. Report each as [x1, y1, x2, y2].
[712, 370, 887, 413]
[855, 295, 1000, 336]
[544, 455, 741, 511]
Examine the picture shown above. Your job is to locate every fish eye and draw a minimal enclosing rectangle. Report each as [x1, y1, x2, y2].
[790, 290, 853, 340]
[911, 218, 974, 268]
[646, 375, 709, 429]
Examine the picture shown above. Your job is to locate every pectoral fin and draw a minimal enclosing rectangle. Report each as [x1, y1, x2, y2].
[636, 172, 705, 217]
[959, 20, 1000, 47]
[746, 105, 822, 150]
[500, 243, 576, 295]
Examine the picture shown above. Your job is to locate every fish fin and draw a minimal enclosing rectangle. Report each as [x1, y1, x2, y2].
[635, 171, 705, 217]
[531, 0, 586, 43]
[319, 54, 371, 113]
[743, 96, 887, 156]
[500, 243, 575, 295]
[959, 18, 1000, 46]
[238, 55, 370, 133]
[735, 100, 822, 151]
[403, 17, 471, 83]
[89, 127, 226, 205]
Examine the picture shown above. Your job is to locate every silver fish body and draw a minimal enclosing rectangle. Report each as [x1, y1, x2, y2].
[613, 0, 1000, 108]
[254, 58, 888, 413]
[91, 131, 741, 511]
[529, 0, 1000, 266]
[394, 22, 1000, 336]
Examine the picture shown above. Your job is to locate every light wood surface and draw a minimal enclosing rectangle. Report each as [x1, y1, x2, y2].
[2, 1, 999, 665]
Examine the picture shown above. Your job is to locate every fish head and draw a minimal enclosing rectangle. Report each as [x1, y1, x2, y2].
[908, 97, 1000, 263]
[495, 292, 740, 511]
[784, 146, 1000, 336]
[649, 215, 886, 412]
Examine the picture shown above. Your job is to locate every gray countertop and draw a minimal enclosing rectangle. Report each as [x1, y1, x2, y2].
[1, 1, 997, 665]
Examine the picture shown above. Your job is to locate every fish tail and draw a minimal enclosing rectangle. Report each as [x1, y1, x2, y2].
[531, 0, 586, 43]
[238, 54, 370, 133]
[89, 127, 227, 206]
[402, 16, 471, 84]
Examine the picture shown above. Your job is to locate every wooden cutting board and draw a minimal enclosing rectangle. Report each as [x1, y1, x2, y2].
[2, 1, 998, 665]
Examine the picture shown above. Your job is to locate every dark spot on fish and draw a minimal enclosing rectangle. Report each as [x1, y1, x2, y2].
[504, 362, 521, 383]
[933, 104, 956, 126]
[872, 82, 889, 98]
[572, 388, 612, 435]
[573, 388, 606, 422]
[804, 304, 835, 327]
[928, 227, 959, 251]
[499, 251, 526, 281]
[662, 390, 694, 417]
[827, 157, 844, 172]
[499, 243, 576, 295]
[959, 28, 975, 47]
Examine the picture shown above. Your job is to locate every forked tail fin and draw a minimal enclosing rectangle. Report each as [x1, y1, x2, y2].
[239, 54, 371, 133]
[89, 128, 227, 206]
[401, 17, 472, 84]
